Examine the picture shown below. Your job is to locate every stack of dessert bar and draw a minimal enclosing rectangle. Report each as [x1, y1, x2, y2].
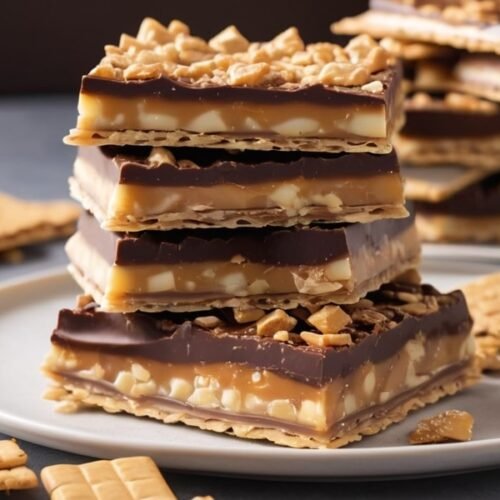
[334, 0, 500, 242]
[43, 19, 478, 448]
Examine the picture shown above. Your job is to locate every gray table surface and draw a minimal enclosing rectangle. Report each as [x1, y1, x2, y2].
[0, 95, 499, 499]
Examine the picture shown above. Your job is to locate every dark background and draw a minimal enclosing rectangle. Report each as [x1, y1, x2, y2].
[2, 0, 367, 94]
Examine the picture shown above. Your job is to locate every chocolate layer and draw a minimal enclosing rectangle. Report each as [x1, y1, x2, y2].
[415, 172, 500, 216]
[51, 283, 471, 386]
[401, 102, 500, 138]
[81, 67, 399, 108]
[78, 210, 415, 267]
[89, 146, 401, 187]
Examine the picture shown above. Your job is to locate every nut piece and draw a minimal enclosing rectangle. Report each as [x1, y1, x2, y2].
[409, 410, 474, 445]
[256, 309, 297, 337]
[300, 331, 353, 348]
[193, 316, 222, 328]
[209, 25, 250, 54]
[361, 80, 383, 93]
[131, 363, 151, 382]
[273, 330, 290, 342]
[307, 305, 352, 334]
[233, 307, 265, 324]
[227, 62, 270, 86]
[267, 399, 297, 422]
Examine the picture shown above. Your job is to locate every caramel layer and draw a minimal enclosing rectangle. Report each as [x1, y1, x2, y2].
[44, 328, 474, 437]
[76, 93, 388, 140]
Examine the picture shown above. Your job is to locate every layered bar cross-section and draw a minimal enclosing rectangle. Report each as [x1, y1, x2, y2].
[64, 19, 403, 153]
[43, 283, 479, 448]
[66, 212, 420, 312]
[71, 146, 407, 230]
[395, 92, 500, 168]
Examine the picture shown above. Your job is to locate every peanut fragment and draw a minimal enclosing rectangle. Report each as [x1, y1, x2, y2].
[209, 25, 250, 54]
[300, 331, 353, 348]
[273, 330, 290, 342]
[227, 62, 270, 86]
[256, 309, 297, 337]
[233, 307, 265, 324]
[307, 305, 352, 335]
[409, 410, 474, 444]
[194, 316, 222, 328]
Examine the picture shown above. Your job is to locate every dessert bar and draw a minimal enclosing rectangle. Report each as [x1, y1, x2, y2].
[412, 171, 500, 242]
[64, 19, 402, 153]
[333, 0, 500, 55]
[71, 146, 407, 230]
[66, 212, 420, 312]
[395, 92, 500, 168]
[43, 283, 478, 449]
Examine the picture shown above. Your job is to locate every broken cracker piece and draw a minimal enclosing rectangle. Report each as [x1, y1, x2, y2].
[0, 193, 79, 253]
[409, 410, 474, 444]
[0, 440, 37, 492]
[0, 466, 38, 491]
[0, 439, 27, 469]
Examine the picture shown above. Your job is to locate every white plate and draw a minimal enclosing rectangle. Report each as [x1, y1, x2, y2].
[423, 243, 500, 263]
[0, 266, 499, 479]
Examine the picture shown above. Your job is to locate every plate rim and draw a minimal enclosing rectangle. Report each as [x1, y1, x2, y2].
[1, 267, 499, 477]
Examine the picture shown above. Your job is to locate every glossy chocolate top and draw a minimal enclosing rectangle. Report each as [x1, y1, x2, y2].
[51, 283, 472, 386]
[80, 67, 399, 108]
[415, 171, 500, 215]
[78, 210, 415, 266]
[82, 146, 401, 187]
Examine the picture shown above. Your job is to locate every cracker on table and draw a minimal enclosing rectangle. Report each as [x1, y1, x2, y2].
[0, 466, 38, 491]
[0, 439, 38, 492]
[0, 439, 27, 469]
[42, 456, 177, 499]
[0, 193, 79, 253]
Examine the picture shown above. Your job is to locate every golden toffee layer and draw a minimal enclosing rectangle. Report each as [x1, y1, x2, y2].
[72, 146, 406, 231]
[66, 212, 420, 312]
[43, 283, 478, 448]
[64, 19, 402, 153]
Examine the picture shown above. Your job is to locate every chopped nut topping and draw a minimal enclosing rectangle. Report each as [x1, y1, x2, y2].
[233, 307, 266, 324]
[256, 309, 297, 337]
[307, 305, 352, 335]
[89, 18, 394, 88]
[409, 410, 474, 444]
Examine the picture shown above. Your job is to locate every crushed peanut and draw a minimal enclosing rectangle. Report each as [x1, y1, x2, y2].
[193, 316, 222, 328]
[300, 331, 353, 348]
[409, 410, 474, 444]
[233, 307, 265, 324]
[273, 330, 290, 342]
[256, 309, 297, 337]
[89, 18, 394, 89]
[307, 305, 352, 335]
